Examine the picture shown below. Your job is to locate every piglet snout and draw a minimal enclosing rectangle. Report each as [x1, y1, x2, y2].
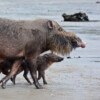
[58, 58, 64, 61]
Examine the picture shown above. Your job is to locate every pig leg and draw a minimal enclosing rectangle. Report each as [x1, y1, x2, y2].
[0, 70, 13, 84]
[26, 59, 43, 89]
[38, 71, 42, 80]
[25, 41, 43, 89]
[42, 71, 47, 84]
[11, 66, 24, 85]
[10, 75, 16, 85]
[38, 71, 47, 84]
[2, 69, 15, 84]
[0, 59, 22, 89]
[23, 67, 32, 85]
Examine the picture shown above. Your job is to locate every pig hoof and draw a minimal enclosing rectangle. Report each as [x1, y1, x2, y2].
[10, 78, 15, 85]
[29, 82, 32, 85]
[12, 80, 16, 85]
[44, 82, 47, 85]
[37, 86, 44, 89]
[1, 83, 6, 89]
[13, 82, 16, 85]
[36, 84, 43, 89]
[37, 86, 43, 89]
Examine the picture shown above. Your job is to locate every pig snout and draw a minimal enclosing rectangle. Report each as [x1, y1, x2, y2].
[81, 41, 86, 48]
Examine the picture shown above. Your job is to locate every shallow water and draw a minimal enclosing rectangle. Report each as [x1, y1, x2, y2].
[0, 0, 100, 100]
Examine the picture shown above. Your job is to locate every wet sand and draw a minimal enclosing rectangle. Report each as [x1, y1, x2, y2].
[0, 0, 100, 100]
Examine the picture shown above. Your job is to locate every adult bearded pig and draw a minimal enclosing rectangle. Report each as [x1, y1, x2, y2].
[0, 18, 86, 89]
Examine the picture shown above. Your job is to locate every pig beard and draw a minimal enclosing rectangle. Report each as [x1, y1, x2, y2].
[48, 34, 74, 55]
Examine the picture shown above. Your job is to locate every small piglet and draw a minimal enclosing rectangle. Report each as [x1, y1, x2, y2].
[37, 53, 64, 84]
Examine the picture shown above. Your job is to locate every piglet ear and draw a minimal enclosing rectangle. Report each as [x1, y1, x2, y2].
[48, 20, 53, 29]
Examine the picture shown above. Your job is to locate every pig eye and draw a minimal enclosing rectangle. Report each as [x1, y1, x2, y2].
[58, 27, 63, 31]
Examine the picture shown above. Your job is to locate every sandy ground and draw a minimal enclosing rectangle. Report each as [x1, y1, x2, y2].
[0, 0, 100, 100]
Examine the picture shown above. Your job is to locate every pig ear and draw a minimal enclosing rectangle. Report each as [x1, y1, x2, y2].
[48, 20, 53, 29]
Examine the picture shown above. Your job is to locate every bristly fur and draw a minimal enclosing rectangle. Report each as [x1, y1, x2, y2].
[48, 34, 72, 55]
